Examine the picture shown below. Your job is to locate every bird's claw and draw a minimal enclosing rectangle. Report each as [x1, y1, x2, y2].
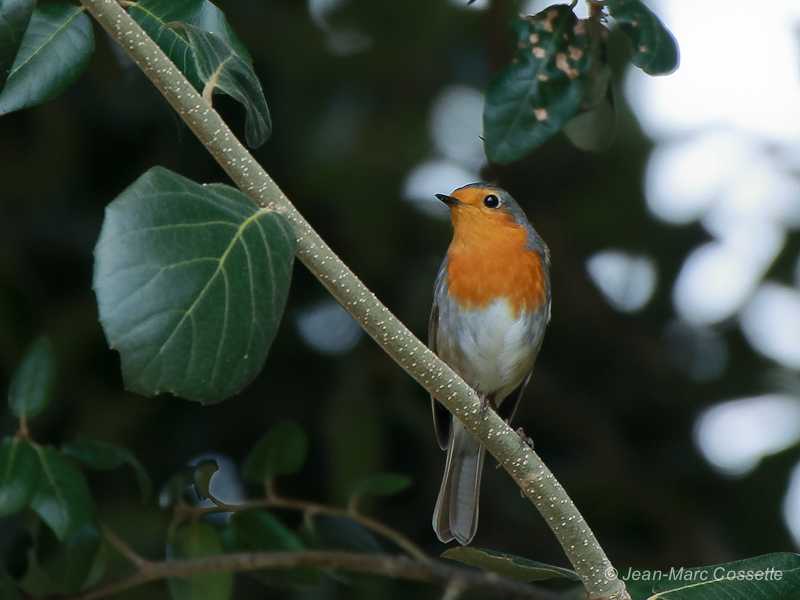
[516, 427, 534, 449]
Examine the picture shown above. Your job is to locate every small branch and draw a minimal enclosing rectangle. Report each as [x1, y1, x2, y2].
[101, 523, 147, 567]
[65, 551, 562, 600]
[187, 495, 428, 562]
[78, 1, 628, 598]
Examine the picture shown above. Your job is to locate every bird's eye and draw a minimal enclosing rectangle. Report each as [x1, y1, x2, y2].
[483, 194, 500, 209]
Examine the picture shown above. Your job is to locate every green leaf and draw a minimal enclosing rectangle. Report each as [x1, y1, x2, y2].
[230, 509, 319, 587]
[605, 0, 679, 75]
[0, 437, 39, 516]
[128, 0, 252, 93]
[637, 553, 800, 600]
[193, 459, 218, 502]
[0, 0, 36, 92]
[172, 22, 271, 148]
[8, 337, 56, 422]
[28, 446, 93, 541]
[167, 522, 232, 600]
[230, 509, 304, 551]
[242, 421, 307, 483]
[0, 577, 20, 600]
[61, 436, 152, 501]
[93, 167, 297, 404]
[347, 473, 411, 499]
[441, 547, 580, 583]
[35, 521, 102, 594]
[0, 4, 94, 116]
[483, 6, 591, 164]
[313, 515, 381, 554]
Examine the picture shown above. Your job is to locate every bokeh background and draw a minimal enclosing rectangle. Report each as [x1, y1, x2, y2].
[2, 0, 800, 597]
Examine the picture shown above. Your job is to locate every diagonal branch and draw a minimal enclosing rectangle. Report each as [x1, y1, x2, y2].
[78, 1, 629, 599]
[65, 550, 564, 600]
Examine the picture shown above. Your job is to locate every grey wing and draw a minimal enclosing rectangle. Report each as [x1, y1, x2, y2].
[496, 371, 531, 424]
[430, 260, 451, 451]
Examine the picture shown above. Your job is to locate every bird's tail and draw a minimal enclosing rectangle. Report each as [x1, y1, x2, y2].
[432, 419, 486, 545]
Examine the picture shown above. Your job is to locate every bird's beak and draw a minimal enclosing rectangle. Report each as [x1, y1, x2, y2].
[435, 194, 461, 207]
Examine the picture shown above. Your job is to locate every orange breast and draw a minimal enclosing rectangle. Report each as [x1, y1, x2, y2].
[445, 215, 547, 315]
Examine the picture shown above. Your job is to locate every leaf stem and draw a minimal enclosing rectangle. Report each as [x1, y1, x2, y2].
[78, 1, 629, 598]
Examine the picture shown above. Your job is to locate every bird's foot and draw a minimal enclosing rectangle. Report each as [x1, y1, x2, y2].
[516, 427, 534, 450]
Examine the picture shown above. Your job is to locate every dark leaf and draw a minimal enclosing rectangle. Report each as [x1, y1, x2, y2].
[230, 510, 319, 587]
[28, 446, 93, 541]
[313, 514, 381, 554]
[441, 547, 580, 583]
[35, 521, 102, 594]
[167, 522, 232, 600]
[172, 22, 271, 147]
[605, 0, 679, 75]
[347, 473, 411, 499]
[128, 0, 252, 93]
[0, 4, 94, 116]
[0, 577, 19, 600]
[641, 553, 800, 600]
[8, 337, 55, 422]
[0, 437, 39, 517]
[61, 437, 152, 501]
[242, 421, 307, 483]
[0, 0, 36, 92]
[93, 167, 297, 404]
[483, 6, 590, 163]
[230, 509, 304, 551]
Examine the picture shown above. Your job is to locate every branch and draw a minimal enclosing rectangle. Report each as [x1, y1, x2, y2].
[66, 551, 563, 600]
[188, 495, 429, 562]
[78, 1, 629, 598]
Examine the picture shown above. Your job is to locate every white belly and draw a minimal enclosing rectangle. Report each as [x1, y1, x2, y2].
[436, 297, 545, 402]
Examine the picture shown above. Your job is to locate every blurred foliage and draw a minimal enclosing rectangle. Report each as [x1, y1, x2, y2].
[0, 0, 798, 598]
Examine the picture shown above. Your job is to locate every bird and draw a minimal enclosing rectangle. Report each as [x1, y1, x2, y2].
[429, 183, 551, 545]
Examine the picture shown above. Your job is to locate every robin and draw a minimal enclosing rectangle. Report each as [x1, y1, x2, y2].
[430, 183, 551, 545]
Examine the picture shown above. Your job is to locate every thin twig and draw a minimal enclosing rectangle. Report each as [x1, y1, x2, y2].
[78, 2, 629, 598]
[100, 523, 147, 568]
[63, 551, 562, 600]
[187, 495, 428, 562]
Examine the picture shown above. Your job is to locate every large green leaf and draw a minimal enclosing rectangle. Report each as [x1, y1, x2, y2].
[633, 553, 800, 600]
[0, 4, 94, 116]
[35, 521, 102, 594]
[167, 522, 232, 600]
[242, 421, 307, 483]
[61, 436, 152, 501]
[173, 22, 271, 148]
[483, 5, 590, 164]
[128, 0, 252, 93]
[8, 337, 56, 422]
[442, 547, 580, 583]
[0, 437, 39, 516]
[0, 0, 35, 92]
[28, 446, 93, 541]
[93, 167, 297, 404]
[605, 0, 679, 75]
